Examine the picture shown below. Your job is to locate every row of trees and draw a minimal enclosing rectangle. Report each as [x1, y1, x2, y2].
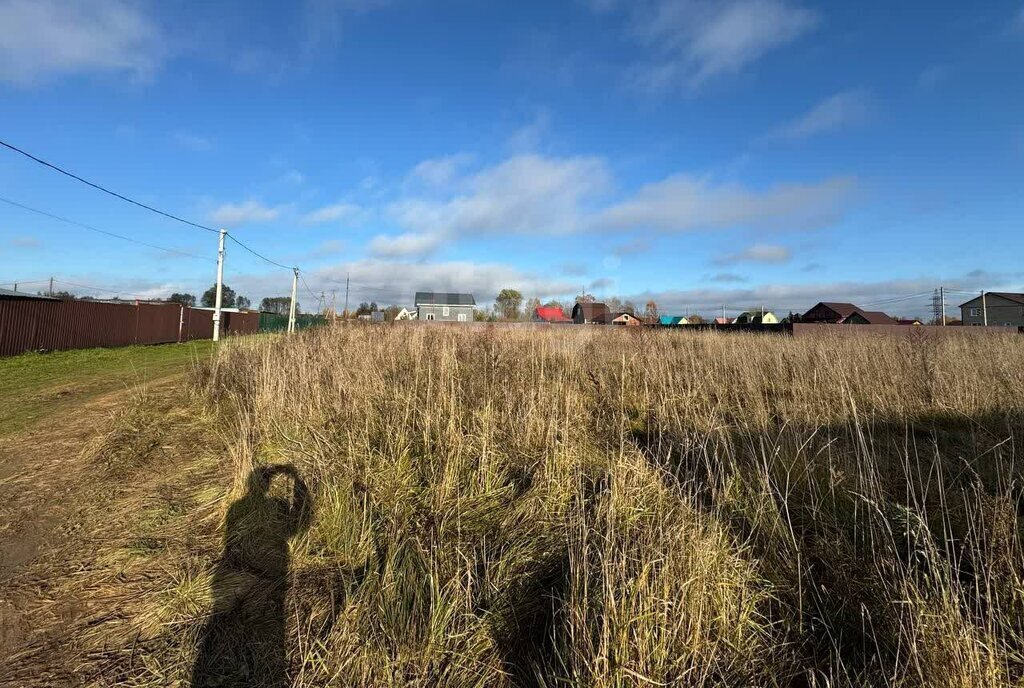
[39, 283, 312, 315]
[489, 289, 665, 322]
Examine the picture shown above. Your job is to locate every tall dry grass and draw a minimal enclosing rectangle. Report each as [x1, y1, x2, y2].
[198, 325, 1024, 687]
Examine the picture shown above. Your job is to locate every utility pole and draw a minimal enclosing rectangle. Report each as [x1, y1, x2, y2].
[343, 272, 350, 320]
[48, 276, 53, 297]
[212, 228, 226, 342]
[981, 290, 988, 327]
[940, 287, 946, 326]
[288, 268, 299, 334]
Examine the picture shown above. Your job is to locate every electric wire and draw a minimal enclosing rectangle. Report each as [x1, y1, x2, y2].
[47, 278, 153, 300]
[0, 139, 219, 234]
[298, 272, 321, 302]
[226, 234, 295, 271]
[0, 195, 212, 262]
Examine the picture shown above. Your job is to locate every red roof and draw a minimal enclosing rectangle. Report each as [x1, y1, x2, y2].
[535, 306, 570, 322]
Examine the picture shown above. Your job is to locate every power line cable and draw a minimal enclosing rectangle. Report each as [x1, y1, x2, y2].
[0, 195, 212, 262]
[299, 272, 320, 301]
[0, 279, 50, 287]
[47, 278, 153, 300]
[0, 139, 219, 233]
[226, 234, 295, 271]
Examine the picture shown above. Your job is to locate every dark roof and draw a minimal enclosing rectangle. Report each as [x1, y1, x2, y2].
[0, 288, 57, 301]
[813, 302, 859, 318]
[958, 292, 1024, 308]
[573, 301, 610, 321]
[856, 310, 898, 325]
[414, 292, 476, 306]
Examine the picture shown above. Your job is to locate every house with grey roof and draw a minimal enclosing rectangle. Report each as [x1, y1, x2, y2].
[959, 292, 1024, 327]
[415, 292, 475, 322]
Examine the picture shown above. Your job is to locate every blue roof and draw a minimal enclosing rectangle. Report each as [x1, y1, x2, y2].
[659, 315, 685, 325]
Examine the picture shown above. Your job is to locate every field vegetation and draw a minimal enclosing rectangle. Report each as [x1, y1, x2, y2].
[4, 326, 1023, 687]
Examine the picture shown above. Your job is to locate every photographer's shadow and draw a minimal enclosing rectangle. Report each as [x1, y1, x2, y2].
[191, 465, 311, 688]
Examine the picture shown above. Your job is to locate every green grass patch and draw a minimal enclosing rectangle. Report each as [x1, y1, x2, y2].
[0, 341, 216, 436]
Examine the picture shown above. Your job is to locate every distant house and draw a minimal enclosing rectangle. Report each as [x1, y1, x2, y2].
[959, 292, 1024, 327]
[572, 301, 610, 324]
[843, 310, 898, 325]
[611, 312, 642, 326]
[394, 307, 417, 320]
[533, 306, 571, 323]
[415, 292, 475, 322]
[897, 318, 923, 326]
[801, 302, 860, 323]
[659, 315, 689, 326]
[734, 310, 779, 325]
[713, 316, 733, 325]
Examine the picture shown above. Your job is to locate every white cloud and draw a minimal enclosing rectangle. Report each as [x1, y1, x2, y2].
[769, 89, 872, 140]
[208, 200, 283, 226]
[383, 153, 856, 257]
[367, 232, 445, 258]
[307, 239, 346, 258]
[630, 0, 819, 90]
[171, 130, 212, 151]
[301, 0, 390, 59]
[597, 175, 855, 232]
[410, 154, 474, 187]
[393, 154, 611, 240]
[707, 272, 748, 282]
[302, 202, 362, 225]
[714, 243, 792, 265]
[507, 109, 552, 152]
[0, 0, 163, 85]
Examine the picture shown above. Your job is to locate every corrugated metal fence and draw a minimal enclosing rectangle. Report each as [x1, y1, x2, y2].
[0, 300, 260, 357]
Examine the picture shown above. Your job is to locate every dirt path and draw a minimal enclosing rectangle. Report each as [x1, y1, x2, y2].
[0, 368, 229, 684]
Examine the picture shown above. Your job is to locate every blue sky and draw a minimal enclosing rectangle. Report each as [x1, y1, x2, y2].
[1, 0, 1022, 317]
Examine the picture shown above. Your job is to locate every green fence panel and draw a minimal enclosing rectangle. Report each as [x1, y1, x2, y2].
[258, 312, 327, 332]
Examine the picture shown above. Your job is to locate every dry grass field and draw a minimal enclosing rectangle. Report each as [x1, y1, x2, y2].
[3, 325, 1024, 687]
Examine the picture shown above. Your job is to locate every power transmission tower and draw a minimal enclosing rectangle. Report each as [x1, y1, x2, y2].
[343, 272, 350, 319]
[931, 288, 943, 325]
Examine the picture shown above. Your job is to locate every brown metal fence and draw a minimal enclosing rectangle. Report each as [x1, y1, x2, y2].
[0, 299, 261, 357]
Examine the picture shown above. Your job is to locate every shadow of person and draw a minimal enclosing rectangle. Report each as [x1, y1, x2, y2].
[191, 464, 312, 688]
